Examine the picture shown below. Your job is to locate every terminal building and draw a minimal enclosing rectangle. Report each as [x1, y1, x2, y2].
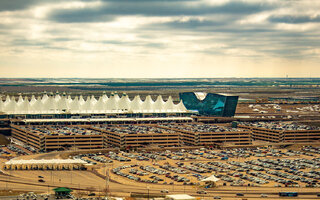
[0, 92, 188, 118]
[0, 92, 196, 127]
[2, 92, 320, 151]
[0, 92, 239, 121]
[179, 92, 238, 117]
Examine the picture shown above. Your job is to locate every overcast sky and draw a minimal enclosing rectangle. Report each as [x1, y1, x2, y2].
[0, 0, 319, 78]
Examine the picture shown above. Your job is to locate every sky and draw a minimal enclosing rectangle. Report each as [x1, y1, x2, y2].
[0, 0, 319, 78]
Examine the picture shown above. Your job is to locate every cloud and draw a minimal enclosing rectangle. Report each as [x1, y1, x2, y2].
[0, 0, 39, 12]
[101, 40, 167, 49]
[11, 39, 50, 47]
[48, 1, 276, 23]
[49, 9, 115, 23]
[145, 17, 276, 34]
[1, 0, 320, 78]
[0, 0, 64, 12]
[154, 18, 225, 30]
[269, 15, 320, 24]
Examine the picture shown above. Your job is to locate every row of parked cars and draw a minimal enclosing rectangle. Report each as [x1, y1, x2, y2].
[160, 164, 187, 174]
[107, 152, 131, 162]
[114, 163, 196, 185]
[104, 146, 320, 188]
[74, 153, 113, 165]
[140, 165, 166, 175]
[112, 165, 142, 182]
[7, 144, 28, 155]
[0, 146, 11, 156]
[303, 146, 320, 154]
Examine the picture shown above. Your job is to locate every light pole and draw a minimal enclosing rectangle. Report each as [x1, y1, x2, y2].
[6, 172, 8, 190]
[147, 186, 150, 200]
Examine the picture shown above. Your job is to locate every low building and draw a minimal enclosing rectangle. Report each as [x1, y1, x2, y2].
[4, 159, 87, 170]
[53, 187, 73, 198]
[165, 194, 196, 200]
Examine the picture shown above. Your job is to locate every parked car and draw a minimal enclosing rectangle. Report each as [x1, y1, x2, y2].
[197, 190, 207, 194]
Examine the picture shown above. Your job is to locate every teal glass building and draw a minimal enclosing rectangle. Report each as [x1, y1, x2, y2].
[179, 92, 238, 117]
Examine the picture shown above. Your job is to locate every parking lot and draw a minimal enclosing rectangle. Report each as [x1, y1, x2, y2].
[74, 146, 320, 191]
[0, 144, 35, 158]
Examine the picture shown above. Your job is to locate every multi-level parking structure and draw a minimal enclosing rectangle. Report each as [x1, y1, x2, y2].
[238, 122, 320, 143]
[11, 125, 104, 151]
[91, 124, 181, 148]
[158, 123, 252, 146]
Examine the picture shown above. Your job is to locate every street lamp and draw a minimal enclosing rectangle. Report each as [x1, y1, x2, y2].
[147, 186, 150, 200]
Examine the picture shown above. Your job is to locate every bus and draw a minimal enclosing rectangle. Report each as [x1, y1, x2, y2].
[279, 192, 298, 197]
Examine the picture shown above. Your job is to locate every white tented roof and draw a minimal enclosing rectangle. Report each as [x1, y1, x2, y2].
[201, 174, 220, 182]
[22, 117, 193, 123]
[0, 94, 188, 115]
[166, 194, 196, 200]
[5, 159, 86, 165]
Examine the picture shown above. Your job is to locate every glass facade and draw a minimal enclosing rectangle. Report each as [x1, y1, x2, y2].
[179, 92, 238, 117]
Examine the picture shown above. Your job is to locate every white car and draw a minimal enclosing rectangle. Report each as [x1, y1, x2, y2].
[161, 189, 169, 193]
[261, 194, 268, 198]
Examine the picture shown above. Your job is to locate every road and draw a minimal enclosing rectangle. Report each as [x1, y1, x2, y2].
[0, 172, 320, 200]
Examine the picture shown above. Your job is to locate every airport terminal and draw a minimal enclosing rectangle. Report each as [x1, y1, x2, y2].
[1, 91, 320, 200]
[1, 92, 320, 152]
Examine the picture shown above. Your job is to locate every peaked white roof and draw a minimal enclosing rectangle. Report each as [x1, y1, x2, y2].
[166, 194, 195, 200]
[5, 159, 86, 165]
[201, 174, 220, 182]
[0, 94, 188, 115]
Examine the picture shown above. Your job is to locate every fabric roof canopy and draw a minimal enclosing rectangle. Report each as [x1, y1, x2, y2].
[22, 117, 193, 123]
[53, 187, 73, 192]
[200, 174, 220, 182]
[0, 93, 188, 115]
[166, 194, 196, 200]
[5, 159, 86, 165]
